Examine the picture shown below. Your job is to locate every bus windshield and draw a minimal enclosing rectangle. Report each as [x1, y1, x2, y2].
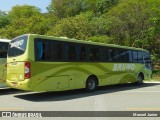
[8, 35, 28, 57]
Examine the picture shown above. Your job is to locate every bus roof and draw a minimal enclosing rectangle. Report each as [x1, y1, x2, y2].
[20, 34, 149, 52]
[0, 39, 10, 43]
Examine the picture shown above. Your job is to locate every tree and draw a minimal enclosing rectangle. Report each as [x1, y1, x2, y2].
[97, 0, 119, 14]
[47, 12, 95, 40]
[0, 10, 11, 29]
[48, 0, 119, 19]
[87, 35, 112, 43]
[0, 5, 51, 38]
[99, 1, 157, 44]
[94, 0, 160, 59]
[49, 0, 86, 19]
[8, 5, 41, 19]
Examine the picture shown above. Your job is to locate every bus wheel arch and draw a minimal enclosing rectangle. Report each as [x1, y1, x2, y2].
[86, 75, 99, 92]
[136, 72, 144, 85]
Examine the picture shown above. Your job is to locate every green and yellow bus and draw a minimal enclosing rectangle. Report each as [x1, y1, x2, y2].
[0, 39, 10, 88]
[6, 34, 152, 92]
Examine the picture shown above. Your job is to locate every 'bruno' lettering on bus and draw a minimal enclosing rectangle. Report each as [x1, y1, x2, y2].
[10, 39, 24, 48]
[113, 64, 135, 71]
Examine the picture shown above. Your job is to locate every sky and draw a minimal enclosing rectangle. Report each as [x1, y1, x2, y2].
[0, 0, 51, 13]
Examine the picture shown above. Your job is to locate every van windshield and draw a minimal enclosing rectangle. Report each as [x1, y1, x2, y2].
[8, 35, 28, 57]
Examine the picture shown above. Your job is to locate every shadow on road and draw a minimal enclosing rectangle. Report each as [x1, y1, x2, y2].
[14, 83, 160, 102]
[0, 88, 28, 95]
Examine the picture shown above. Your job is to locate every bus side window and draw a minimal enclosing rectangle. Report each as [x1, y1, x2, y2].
[100, 47, 105, 62]
[132, 51, 138, 63]
[89, 46, 99, 61]
[113, 49, 120, 62]
[41, 41, 50, 61]
[68, 44, 76, 61]
[107, 48, 114, 62]
[94, 47, 100, 61]
[80, 46, 87, 61]
[125, 50, 131, 62]
[37, 41, 43, 60]
[138, 51, 143, 63]
[36, 40, 51, 61]
[55, 43, 63, 61]
[128, 51, 132, 62]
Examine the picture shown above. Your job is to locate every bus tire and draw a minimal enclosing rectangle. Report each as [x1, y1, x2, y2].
[135, 73, 144, 85]
[86, 76, 97, 92]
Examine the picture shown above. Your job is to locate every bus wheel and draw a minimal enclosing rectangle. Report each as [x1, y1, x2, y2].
[136, 74, 144, 85]
[86, 76, 97, 92]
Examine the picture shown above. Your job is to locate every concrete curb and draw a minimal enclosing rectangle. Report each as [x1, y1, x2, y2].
[144, 81, 160, 83]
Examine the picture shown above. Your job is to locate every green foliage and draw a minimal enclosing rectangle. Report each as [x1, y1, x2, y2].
[0, 11, 11, 29]
[47, 12, 95, 40]
[97, 0, 119, 14]
[49, 0, 86, 19]
[0, 5, 51, 38]
[0, 0, 160, 59]
[49, 0, 119, 18]
[8, 5, 41, 19]
[100, 0, 150, 45]
[87, 35, 112, 43]
[95, 0, 160, 58]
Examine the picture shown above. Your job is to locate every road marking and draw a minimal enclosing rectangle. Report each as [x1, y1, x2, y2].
[127, 108, 160, 111]
[0, 108, 24, 110]
[123, 91, 160, 93]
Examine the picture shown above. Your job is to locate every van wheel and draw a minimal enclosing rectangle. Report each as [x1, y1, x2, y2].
[86, 76, 97, 92]
[136, 74, 144, 85]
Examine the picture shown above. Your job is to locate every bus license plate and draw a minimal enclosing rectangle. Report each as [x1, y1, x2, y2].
[12, 82, 17, 87]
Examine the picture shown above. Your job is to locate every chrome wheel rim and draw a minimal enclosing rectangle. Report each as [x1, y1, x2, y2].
[88, 79, 96, 90]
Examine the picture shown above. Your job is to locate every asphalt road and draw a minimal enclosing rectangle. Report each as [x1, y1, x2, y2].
[0, 82, 160, 120]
